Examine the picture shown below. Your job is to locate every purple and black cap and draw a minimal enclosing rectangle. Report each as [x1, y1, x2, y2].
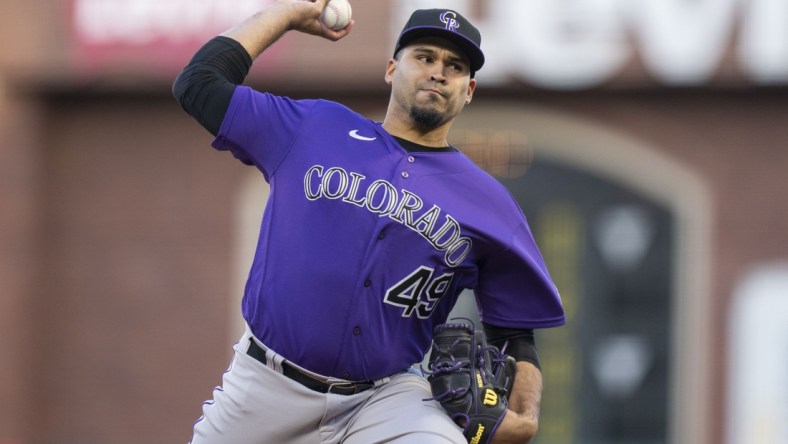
[393, 9, 485, 75]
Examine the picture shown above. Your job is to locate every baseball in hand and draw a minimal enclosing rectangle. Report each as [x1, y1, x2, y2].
[321, 0, 352, 31]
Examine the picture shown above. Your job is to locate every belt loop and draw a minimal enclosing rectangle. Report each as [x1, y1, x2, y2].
[266, 347, 286, 374]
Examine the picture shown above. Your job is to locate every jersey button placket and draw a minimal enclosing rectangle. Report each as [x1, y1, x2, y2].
[401, 155, 414, 179]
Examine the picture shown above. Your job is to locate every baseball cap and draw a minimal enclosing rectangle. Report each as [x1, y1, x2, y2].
[394, 9, 485, 74]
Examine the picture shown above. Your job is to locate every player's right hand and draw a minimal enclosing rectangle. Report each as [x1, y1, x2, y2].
[281, 0, 353, 41]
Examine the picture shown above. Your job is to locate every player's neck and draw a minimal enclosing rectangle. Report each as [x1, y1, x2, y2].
[382, 114, 451, 148]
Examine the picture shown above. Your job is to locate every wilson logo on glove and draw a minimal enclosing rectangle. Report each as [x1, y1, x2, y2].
[469, 424, 485, 444]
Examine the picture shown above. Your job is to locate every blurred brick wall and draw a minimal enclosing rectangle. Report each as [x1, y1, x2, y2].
[23, 94, 247, 443]
[0, 89, 44, 444]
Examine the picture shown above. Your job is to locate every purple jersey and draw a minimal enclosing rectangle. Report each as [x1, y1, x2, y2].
[212, 86, 565, 380]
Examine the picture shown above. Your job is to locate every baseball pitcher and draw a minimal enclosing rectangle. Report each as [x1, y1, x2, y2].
[173, 1, 565, 443]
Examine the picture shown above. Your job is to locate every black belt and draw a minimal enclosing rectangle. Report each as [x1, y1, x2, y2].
[247, 338, 375, 395]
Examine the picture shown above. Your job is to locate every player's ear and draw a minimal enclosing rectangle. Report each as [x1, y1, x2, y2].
[465, 78, 477, 104]
[384, 58, 397, 85]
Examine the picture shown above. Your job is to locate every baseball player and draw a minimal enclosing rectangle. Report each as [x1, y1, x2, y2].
[173, 1, 565, 443]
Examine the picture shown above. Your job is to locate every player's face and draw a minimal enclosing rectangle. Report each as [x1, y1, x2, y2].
[386, 38, 476, 131]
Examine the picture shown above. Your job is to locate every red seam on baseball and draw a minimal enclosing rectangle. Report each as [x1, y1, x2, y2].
[327, 3, 341, 28]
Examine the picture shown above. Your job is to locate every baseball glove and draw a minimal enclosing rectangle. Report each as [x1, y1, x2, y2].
[424, 321, 517, 444]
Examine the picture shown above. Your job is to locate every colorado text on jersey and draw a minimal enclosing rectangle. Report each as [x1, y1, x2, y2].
[304, 165, 472, 267]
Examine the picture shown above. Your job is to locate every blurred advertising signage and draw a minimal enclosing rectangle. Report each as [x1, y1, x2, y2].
[70, 0, 277, 74]
[397, 0, 788, 89]
[72, 0, 788, 88]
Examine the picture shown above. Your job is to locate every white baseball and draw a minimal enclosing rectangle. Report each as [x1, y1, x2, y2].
[321, 0, 352, 31]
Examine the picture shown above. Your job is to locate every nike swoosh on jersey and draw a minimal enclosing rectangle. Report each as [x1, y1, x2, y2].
[349, 130, 377, 141]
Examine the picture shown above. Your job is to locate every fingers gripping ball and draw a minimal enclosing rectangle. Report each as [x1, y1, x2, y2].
[426, 322, 517, 444]
[321, 0, 352, 31]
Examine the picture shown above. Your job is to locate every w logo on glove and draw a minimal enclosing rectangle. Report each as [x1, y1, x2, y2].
[483, 389, 498, 406]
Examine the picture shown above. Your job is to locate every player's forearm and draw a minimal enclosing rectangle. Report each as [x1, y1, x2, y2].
[219, 0, 350, 61]
[492, 362, 542, 444]
[219, 2, 296, 60]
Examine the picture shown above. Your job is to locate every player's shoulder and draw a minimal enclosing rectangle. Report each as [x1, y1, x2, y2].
[238, 87, 362, 116]
[454, 153, 525, 213]
[311, 98, 365, 118]
[453, 151, 509, 188]
[301, 99, 376, 133]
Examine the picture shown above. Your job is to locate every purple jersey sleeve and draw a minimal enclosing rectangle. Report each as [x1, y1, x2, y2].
[212, 86, 315, 180]
[475, 215, 564, 328]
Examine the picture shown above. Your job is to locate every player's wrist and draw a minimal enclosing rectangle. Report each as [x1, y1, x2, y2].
[490, 410, 538, 444]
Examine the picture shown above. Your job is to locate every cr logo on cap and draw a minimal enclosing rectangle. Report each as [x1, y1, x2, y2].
[439, 11, 460, 32]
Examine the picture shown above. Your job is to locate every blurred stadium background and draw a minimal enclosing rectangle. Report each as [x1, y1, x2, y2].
[1, 0, 786, 443]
